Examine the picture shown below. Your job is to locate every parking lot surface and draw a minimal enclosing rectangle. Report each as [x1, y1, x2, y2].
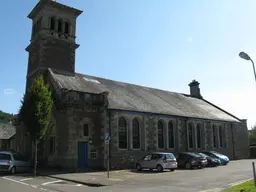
[0, 159, 255, 192]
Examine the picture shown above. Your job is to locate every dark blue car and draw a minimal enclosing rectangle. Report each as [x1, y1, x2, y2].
[201, 151, 229, 165]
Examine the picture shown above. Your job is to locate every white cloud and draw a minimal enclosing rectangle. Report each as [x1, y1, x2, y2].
[3, 88, 16, 96]
[205, 86, 256, 129]
[187, 37, 193, 43]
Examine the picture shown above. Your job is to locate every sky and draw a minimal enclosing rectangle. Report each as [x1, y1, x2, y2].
[0, 0, 255, 128]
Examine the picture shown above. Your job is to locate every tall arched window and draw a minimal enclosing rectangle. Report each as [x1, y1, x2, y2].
[118, 117, 127, 149]
[50, 17, 55, 30]
[158, 121, 164, 149]
[58, 19, 62, 33]
[212, 125, 217, 148]
[32, 24, 36, 36]
[64, 21, 69, 34]
[36, 18, 42, 33]
[168, 121, 174, 148]
[196, 124, 201, 148]
[132, 118, 140, 149]
[219, 125, 223, 147]
[188, 123, 193, 148]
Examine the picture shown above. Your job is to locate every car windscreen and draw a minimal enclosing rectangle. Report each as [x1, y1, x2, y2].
[165, 153, 175, 159]
[0, 153, 11, 161]
[212, 152, 223, 157]
[189, 153, 202, 158]
[198, 153, 208, 157]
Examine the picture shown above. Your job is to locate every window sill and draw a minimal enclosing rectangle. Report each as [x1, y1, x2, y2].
[118, 148, 128, 151]
[131, 148, 141, 151]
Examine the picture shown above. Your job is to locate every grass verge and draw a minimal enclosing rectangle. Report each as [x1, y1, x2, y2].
[224, 179, 256, 192]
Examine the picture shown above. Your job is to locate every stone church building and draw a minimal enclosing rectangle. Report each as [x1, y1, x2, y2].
[16, 0, 249, 170]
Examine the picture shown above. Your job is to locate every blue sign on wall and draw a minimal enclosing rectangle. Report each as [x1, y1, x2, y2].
[105, 133, 110, 141]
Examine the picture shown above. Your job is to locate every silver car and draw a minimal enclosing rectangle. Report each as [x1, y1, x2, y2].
[0, 151, 31, 174]
[136, 152, 178, 172]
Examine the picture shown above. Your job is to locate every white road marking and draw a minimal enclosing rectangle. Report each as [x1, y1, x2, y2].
[228, 178, 252, 187]
[48, 183, 82, 187]
[2, 176, 51, 192]
[20, 178, 33, 181]
[198, 188, 223, 192]
[42, 179, 63, 186]
[2, 177, 29, 186]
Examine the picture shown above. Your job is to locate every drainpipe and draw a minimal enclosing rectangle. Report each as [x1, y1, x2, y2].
[231, 123, 236, 160]
[108, 110, 112, 171]
[185, 119, 188, 151]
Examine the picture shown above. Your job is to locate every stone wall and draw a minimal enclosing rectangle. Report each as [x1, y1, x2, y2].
[108, 110, 249, 169]
[233, 120, 249, 159]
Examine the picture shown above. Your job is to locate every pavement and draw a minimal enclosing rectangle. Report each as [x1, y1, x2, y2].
[0, 159, 255, 192]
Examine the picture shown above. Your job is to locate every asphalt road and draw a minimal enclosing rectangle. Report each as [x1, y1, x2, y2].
[0, 175, 97, 192]
[0, 159, 254, 192]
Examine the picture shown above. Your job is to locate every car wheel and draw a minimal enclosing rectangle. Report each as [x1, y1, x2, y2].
[170, 169, 175, 172]
[136, 164, 142, 171]
[185, 162, 192, 169]
[156, 165, 163, 172]
[10, 166, 16, 174]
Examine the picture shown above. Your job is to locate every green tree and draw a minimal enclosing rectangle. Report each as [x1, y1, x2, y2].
[18, 75, 53, 177]
[0, 110, 16, 124]
[249, 124, 256, 146]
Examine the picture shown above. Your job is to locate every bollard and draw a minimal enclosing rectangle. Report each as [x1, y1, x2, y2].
[252, 162, 256, 186]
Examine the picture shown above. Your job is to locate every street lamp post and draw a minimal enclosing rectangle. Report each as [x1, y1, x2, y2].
[239, 51, 256, 84]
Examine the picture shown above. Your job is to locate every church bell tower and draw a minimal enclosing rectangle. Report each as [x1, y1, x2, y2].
[25, 0, 82, 88]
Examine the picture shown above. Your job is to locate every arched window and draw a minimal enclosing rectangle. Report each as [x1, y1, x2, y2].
[212, 125, 217, 148]
[32, 24, 36, 36]
[64, 21, 69, 34]
[58, 19, 62, 33]
[196, 124, 201, 148]
[168, 121, 174, 148]
[188, 123, 193, 148]
[118, 117, 127, 149]
[132, 118, 140, 149]
[36, 18, 42, 33]
[158, 121, 164, 149]
[50, 17, 55, 30]
[219, 125, 223, 147]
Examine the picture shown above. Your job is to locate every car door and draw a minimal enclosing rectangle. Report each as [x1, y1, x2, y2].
[13, 154, 23, 172]
[140, 155, 152, 168]
[177, 153, 189, 167]
[149, 154, 160, 168]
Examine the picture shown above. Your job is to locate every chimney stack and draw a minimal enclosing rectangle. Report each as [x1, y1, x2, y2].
[189, 80, 202, 99]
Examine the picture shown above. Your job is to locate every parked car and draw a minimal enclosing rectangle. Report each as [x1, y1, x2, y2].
[0, 151, 31, 174]
[176, 152, 207, 169]
[200, 151, 229, 165]
[195, 152, 221, 167]
[136, 152, 178, 172]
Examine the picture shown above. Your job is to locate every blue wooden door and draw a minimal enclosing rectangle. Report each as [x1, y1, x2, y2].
[77, 142, 88, 169]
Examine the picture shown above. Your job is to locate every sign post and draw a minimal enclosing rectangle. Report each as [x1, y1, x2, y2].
[105, 133, 110, 178]
[253, 162, 256, 186]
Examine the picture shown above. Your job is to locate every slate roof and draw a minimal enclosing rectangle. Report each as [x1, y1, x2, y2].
[49, 69, 240, 123]
[0, 123, 16, 140]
